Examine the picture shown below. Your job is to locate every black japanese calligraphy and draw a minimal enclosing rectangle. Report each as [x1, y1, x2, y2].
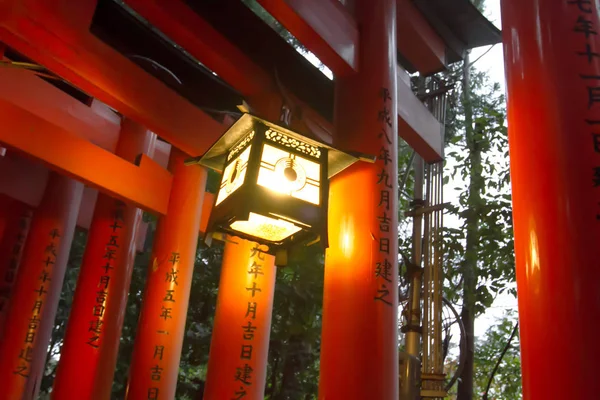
[153, 345, 165, 360]
[574, 15, 597, 37]
[377, 212, 391, 232]
[245, 282, 261, 297]
[375, 259, 393, 283]
[245, 302, 257, 319]
[250, 245, 266, 261]
[25, 330, 35, 344]
[232, 386, 247, 399]
[103, 248, 116, 262]
[240, 345, 253, 360]
[571, 2, 600, 222]
[32, 301, 42, 314]
[109, 220, 123, 232]
[234, 364, 254, 386]
[112, 203, 125, 222]
[378, 128, 392, 145]
[28, 316, 40, 331]
[96, 290, 107, 304]
[13, 364, 29, 378]
[378, 190, 390, 210]
[43, 256, 55, 267]
[165, 268, 179, 286]
[147, 387, 159, 400]
[379, 147, 392, 165]
[593, 134, 600, 152]
[168, 252, 180, 265]
[594, 167, 600, 186]
[89, 318, 103, 334]
[19, 346, 33, 362]
[378, 107, 392, 128]
[376, 169, 393, 189]
[160, 306, 172, 320]
[99, 275, 110, 289]
[87, 335, 100, 349]
[577, 43, 600, 63]
[242, 321, 256, 341]
[374, 284, 393, 306]
[380, 87, 391, 103]
[379, 238, 390, 254]
[93, 304, 105, 317]
[163, 290, 175, 303]
[568, 0, 592, 13]
[588, 85, 600, 108]
[150, 365, 163, 381]
[248, 261, 264, 279]
[107, 235, 119, 248]
[34, 285, 47, 297]
[38, 270, 51, 283]
[45, 242, 57, 257]
[102, 262, 114, 274]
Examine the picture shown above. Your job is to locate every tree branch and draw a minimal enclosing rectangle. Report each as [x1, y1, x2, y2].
[482, 322, 519, 400]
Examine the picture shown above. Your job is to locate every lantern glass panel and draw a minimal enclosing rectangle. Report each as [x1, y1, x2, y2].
[216, 145, 251, 206]
[229, 212, 302, 242]
[257, 143, 321, 205]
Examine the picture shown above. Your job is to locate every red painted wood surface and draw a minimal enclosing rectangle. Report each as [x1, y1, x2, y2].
[126, 149, 207, 399]
[397, 0, 446, 75]
[318, 0, 399, 398]
[203, 238, 276, 399]
[0, 173, 83, 399]
[0, 197, 32, 334]
[0, 68, 120, 152]
[501, 1, 600, 398]
[52, 120, 156, 399]
[0, 99, 172, 215]
[0, 0, 227, 157]
[257, 0, 359, 76]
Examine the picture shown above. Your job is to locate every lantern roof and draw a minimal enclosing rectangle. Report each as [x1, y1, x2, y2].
[187, 113, 368, 178]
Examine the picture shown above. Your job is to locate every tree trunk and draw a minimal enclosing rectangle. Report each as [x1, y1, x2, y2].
[457, 49, 483, 400]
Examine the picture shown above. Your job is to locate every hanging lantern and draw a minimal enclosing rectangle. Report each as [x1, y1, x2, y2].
[186, 113, 365, 253]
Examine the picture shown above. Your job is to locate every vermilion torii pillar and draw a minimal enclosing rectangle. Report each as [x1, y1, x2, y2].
[501, 1, 600, 398]
[126, 148, 207, 400]
[318, 0, 399, 398]
[203, 238, 276, 399]
[0, 197, 32, 334]
[52, 119, 156, 399]
[0, 172, 83, 399]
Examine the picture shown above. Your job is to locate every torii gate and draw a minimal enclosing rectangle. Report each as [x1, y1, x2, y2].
[0, 0, 590, 399]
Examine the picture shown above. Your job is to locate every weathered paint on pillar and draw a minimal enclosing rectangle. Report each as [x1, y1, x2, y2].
[203, 238, 276, 400]
[126, 148, 207, 400]
[318, 0, 399, 398]
[0, 198, 32, 334]
[501, 1, 600, 398]
[52, 119, 156, 399]
[0, 172, 83, 399]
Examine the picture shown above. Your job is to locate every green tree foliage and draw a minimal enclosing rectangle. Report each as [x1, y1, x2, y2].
[474, 313, 521, 400]
[38, 224, 326, 399]
[442, 56, 516, 400]
[445, 312, 522, 400]
[443, 60, 515, 306]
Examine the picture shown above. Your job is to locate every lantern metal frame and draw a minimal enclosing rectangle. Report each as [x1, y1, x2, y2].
[187, 113, 369, 253]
